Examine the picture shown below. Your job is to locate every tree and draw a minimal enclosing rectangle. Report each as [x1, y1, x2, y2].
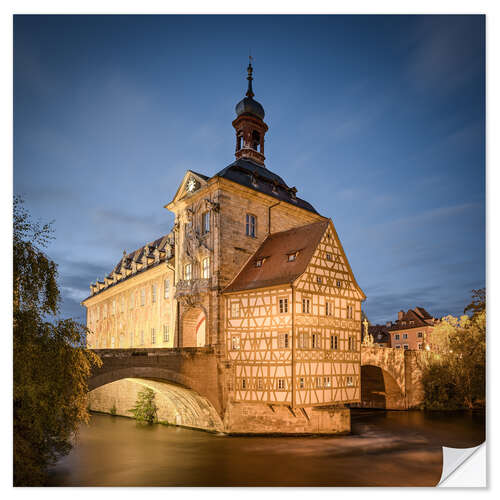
[129, 388, 158, 424]
[422, 290, 485, 410]
[464, 288, 485, 317]
[13, 196, 101, 486]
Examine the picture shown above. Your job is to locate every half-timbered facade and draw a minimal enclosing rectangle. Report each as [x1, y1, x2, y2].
[224, 220, 365, 408]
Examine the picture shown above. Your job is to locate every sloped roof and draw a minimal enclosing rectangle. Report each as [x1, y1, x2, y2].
[214, 158, 318, 214]
[223, 220, 329, 293]
[388, 308, 435, 331]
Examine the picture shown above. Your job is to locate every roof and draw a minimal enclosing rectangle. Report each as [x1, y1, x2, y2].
[84, 232, 174, 301]
[213, 158, 318, 214]
[223, 220, 329, 293]
[363, 324, 390, 344]
[388, 308, 435, 331]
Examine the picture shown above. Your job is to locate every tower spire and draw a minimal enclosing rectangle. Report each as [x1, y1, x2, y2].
[246, 56, 254, 98]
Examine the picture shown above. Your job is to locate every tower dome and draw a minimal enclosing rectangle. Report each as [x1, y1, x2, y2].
[235, 63, 265, 119]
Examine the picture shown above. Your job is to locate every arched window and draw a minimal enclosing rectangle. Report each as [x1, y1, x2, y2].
[252, 130, 260, 151]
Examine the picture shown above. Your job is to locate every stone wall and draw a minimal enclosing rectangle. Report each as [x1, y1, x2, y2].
[224, 402, 350, 434]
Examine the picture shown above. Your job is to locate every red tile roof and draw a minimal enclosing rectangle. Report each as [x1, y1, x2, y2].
[223, 220, 329, 293]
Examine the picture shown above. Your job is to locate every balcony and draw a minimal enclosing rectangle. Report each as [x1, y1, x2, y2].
[175, 278, 211, 297]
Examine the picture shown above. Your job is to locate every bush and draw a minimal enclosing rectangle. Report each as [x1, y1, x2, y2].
[129, 388, 158, 423]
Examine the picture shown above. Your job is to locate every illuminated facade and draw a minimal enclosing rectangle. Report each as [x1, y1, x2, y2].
[82, 63, 366, 423]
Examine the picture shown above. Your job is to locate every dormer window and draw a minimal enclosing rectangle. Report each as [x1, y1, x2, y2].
[287, 252, 298, 262]
[255, 259, 263, 267]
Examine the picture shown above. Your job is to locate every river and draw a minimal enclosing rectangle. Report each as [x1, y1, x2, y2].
[48, 409, 485, 487]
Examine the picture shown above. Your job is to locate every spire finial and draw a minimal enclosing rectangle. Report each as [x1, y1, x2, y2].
[246, 54, 254, 98]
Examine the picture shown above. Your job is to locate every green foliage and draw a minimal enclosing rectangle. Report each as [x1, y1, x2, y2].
[422, 291, 485, 410]
[13, 196, 102, 486]
[110, 403, 117, 416]
[129, 388, 158, 424]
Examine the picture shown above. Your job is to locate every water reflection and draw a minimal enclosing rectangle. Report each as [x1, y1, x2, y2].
[48, 410, 485, 487]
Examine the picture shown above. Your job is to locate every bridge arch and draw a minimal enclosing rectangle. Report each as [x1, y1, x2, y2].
[360, 364, 406, 409]
[89, 377, 223, 432]
[360, 346, 408, 410]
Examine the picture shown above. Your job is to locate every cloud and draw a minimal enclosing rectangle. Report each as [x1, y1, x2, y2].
[406, 16, 484, 93]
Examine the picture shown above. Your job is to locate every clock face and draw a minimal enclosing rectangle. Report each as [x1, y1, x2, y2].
[186, 178, 197, 192]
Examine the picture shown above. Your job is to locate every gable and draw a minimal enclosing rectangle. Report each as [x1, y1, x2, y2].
[294, 220, 365, 300]
[168, 170, 210, 206]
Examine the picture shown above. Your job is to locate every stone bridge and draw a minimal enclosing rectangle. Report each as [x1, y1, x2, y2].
[88, 347, 225, 432]
[358, 346, 427, 410]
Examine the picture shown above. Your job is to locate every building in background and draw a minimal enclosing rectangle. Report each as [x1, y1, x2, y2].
[387, 307, 436, 350]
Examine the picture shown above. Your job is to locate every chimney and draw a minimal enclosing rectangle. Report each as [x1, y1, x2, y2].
[398, 310, 404, 321]
[386, 321, 392, 328]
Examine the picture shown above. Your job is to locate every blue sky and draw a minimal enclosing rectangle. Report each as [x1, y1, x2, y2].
[13, 15, 485, 324]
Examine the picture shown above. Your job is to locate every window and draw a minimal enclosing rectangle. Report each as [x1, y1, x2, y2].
[348, 336, 356, 351]
[279, 298, 288, 314]
[336, 280, 341, 287]
[418, 343, 423, 350]
[241, 379, 247, 389]
[302, 298, 310, 314]
[278, 379, 286, 390]
[347, 305, 354, 319]
[324, 377, 331, 388]
[246, 213, 256, 237]
[231, 336, 240, 350]
[151, 328, 156, 344]
[326, 301, 333, 316]
[231, 302, 240, 318]
[326, 252, 332, 261]
[346, 376, 354, 387]
[202, 257, 210, 279]
[312, 333, 321, 349]
[202, 211, 210, 234]
[330, 335, 338, 350]
[299, 333, 309, 349]
[403, 333, 408, 339]
[255, 259, 263, 267]
[299, 377, 305, 389]
[315, 377, 322, 388]
[163, 324, 169, 342]
[317, 276, 322, 284]
[140, 330, 144, 345]
[140, 289, 145, 306]
[184, 263, 192, 281]
[395, 334, 400, 340]
[287, 253, 296, 262]
[278, 333, 289, 349]
[403, 344, 409, 350]
[152, 284, 157, 303]
[130, 332, 134, 347]
[164, 279, 170, 299]
[257, 378, 263, 390]
[417, 331, 423, 338]
[395, 344, 401, 349]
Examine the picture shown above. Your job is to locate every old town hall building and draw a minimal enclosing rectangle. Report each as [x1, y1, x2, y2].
[82, 64, 366, 432]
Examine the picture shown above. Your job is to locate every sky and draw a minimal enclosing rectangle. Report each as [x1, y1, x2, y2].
[13, 14, 485, 324]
